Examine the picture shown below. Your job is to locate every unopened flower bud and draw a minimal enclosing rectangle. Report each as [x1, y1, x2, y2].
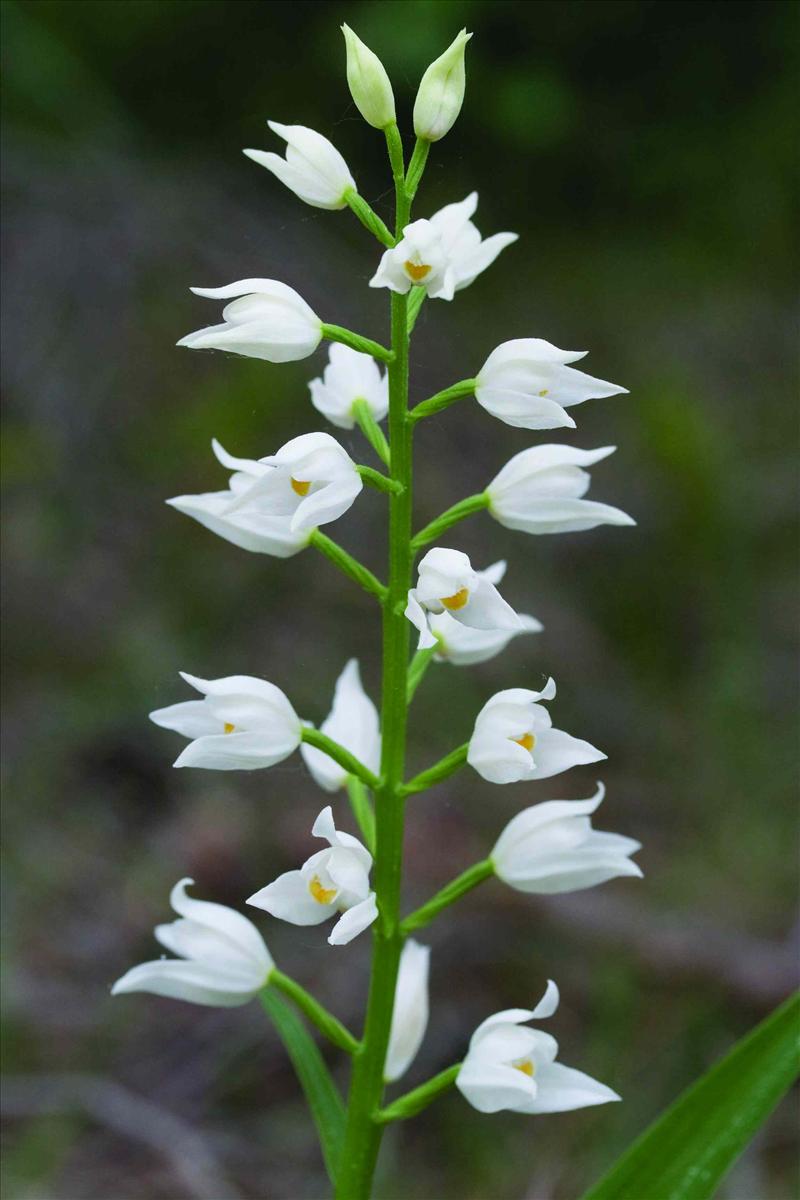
[413, 29, 472, 142]
[342, 24, 396, 130]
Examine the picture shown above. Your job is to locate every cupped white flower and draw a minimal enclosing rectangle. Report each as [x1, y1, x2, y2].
[166, 439, 310, 558]
[111, 878, 273, 1008]
[456, 980, 620, 1114]
[247, 807, 377, 946]
[427, 560, 542, 665]
[475, 338, 628, 431]
[300, 659, 381, 793]
[467, 678, 606, 785]
[370, 219, 452, 299]
[430, 192, 517, 293]
[224, 431, 363, 534]
[177, 279, 322, 363]
[150, 672, 302, 771]
[243, 121, 356, 211]
[341, 24, 396, 130]
[384, 940, 431, 1083]
[405, 547, 522, 651]
[308, 343, 389, 431]
[413, 29, 473, 142]
[488, 445, 635, 535]
[492, 783, 642, 894]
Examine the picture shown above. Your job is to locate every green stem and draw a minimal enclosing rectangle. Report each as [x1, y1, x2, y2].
[353, 398, 391, 468]
[301, 727, 380, 791]
[376, 1064, 461, 1124]
[406, 643, 439, 703]
[401, 743, 469, 797]
[410, 492, 490, 552]
[322, 323, 393, 364]
[357, 464, 404, 496]
[335, 134, 414, 1200]
[347, 776, 376, 853]
[344, 188, 395, 247]
[409, 378, 476, 423]
[401, 860, 494, 934]
[271, 970, 360, 1055]
[310, 529, 387, 602]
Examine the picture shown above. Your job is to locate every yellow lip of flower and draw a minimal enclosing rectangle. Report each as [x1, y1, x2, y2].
[223, 722, 236, 735]
[404, 260, 432, 282]
[514, 1059, 535, 1077]
[441, 586, 469, 611]
[308, 874, 338, 905]
[291, 477, 311, 496]
[512, 732, 536, 752]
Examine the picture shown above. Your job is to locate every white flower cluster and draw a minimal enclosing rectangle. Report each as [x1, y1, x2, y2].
[113, 23, 642, 1135]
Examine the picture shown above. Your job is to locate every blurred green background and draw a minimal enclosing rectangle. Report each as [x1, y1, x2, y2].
[2, 1, 798, 1197]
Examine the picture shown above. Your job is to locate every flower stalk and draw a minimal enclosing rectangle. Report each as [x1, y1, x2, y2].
[322, 323, 394, 363]
[401, 743, 469, 796]
[271, 970, 361, 1055]
[376, 1063, 461, 1123]
[300, 726, 381, 791]
[401, 860, 494, 934]
[410, 492, 490, 551]
[310, 529, 387, 601]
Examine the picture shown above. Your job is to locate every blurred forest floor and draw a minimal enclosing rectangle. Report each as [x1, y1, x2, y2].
[2, 1, 798, 1197]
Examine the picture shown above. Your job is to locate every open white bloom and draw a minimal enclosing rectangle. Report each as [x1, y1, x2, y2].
[247, 807, 377, 946]
[467, 678, 605, 785]
[370, 219, 451, 299]
[300, 659, 381, 793]
[221, 431, 363, 535]
[150, 672, 302, 771]
[457, 980, 620, 1114]
[177, 279, 322, 363]
[167, 439, 310, 558]
[413, 29, 472, 142]
[308, 343, 388, 430]
[112, 879, 273, 1008]
[384, 940, 431, 1083]
[427, 561, 542, 665]
[475, 338, 628, 430]
[492, 783, 642, 894]
[405, 548, 522, 651]
[243, 122, 356, 210]
[488, 445, 635, 535]
[431, 192, 517, 293]
[341, 24, 396, 130]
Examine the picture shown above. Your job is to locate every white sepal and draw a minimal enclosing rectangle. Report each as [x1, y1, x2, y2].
[244, 121, 356, 210]
[111, 878, 273, 1008]
[177, 279, 322, 363]
[456, 980, 620, 1114]
[413, 29, 472, 142]
[405, 547, 522, 650]
[467, 679, 606, 785]
[341, 24, 396, 130]
[300, 659, 381, 793]
[308, 343, 388, 430]
[487, 444, 635, 534]
[475, 338, 628, 430]
[492, 783, 643, 893]
[384, 940, 431, 1082]
[430, 192, 517, 294]
[150, 672, 302, 772]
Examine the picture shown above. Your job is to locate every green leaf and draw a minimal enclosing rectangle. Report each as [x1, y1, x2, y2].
[582, 991, 800, 1200]
[260, 988, 346, 1186]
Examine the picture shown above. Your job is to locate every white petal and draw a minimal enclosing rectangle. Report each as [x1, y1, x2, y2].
[247, 869, 333, 926]
[174, 729, 298, 771]
[384, 940, 431, 1082]
[111, 958, 261, 1007]
[404, 590, 437, 649]
[327, 893, 378, 945]
[149, 700, 221, 738]
[531, 979, 560, 1020]
[164, 878, 272, 972]
[456, 1061, 538, 1114]
[529, 1060, 620, 1113]
[530, 728, 606, 780]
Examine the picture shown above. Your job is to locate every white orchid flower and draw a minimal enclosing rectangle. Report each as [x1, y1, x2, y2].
[370, 219, 452, 299]
[384, 940, 431, 1083]
[430, 192, 517, 294]
[467, 678, 605, 785]
[166, 439, 310, 558]
[177, 279, 322, 363]
[219, 431, 362, 535]
[427, 560, 542, 665]
[111, 878, 273, 1008]
[300, 659, 381, 793]
[150, 672, 302, 771]
[456, 980, 620, 1114]
[308, 343, 389, 430]
[492, 783, 642, 894]
[247, 807, 378, 946]
[413, 29, 472, 143]
[475, 338, 628, 430]
[243, 121, 356, 211]
[405, 547, 522, 651]
[487, 445, 635, 535]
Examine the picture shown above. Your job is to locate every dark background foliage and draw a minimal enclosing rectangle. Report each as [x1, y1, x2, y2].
[2, 1, 797, 1197]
